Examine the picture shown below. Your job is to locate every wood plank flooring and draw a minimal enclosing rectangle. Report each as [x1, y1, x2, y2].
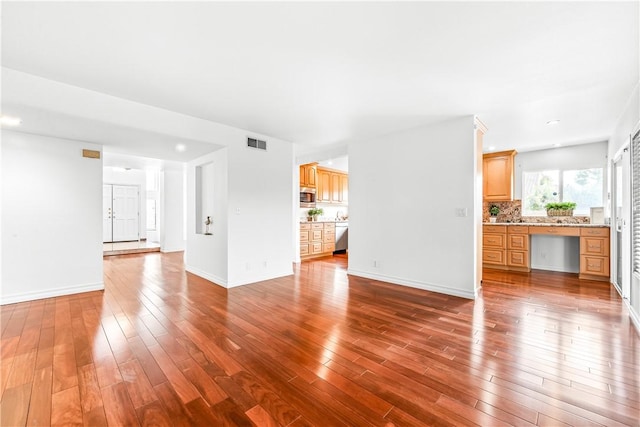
[1, 252, 639, 426]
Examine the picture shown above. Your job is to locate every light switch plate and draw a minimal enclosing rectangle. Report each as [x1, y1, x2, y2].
[456, 208, 468, 217]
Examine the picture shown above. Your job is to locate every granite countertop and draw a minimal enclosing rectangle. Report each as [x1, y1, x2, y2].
[300, 220, 349, 224]
[484, 222, 608, 228]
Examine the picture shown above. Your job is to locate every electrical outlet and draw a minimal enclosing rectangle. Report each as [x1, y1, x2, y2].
[455, 208, 468, 217]
[373, 260, 380, 268]
[236, 208, 241, 215]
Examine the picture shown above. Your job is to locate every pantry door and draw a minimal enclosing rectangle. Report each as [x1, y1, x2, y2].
[112, 185, 139, 242]
[103, 184, 113, 243]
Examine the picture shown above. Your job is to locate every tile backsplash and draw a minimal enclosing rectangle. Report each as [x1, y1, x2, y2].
[484, 200, 590, 224]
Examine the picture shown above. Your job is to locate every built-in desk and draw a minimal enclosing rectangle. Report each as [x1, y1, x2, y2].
[483, 224, 610, 281]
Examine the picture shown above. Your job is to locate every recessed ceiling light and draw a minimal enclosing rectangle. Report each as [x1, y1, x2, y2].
[546, 120, 560, 126]
[0, 115, 22, 126]
[488, 146, 496, 151]
[553, 143, 562, 148]
[327, 160, 333, 166]
[175, 144, 187, 152]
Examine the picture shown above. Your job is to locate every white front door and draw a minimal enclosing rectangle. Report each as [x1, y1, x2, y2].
[103, 184, 113, 243]
[112, 185, 139, 242]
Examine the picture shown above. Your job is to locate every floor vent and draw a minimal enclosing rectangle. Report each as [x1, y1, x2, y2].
[247, 137, 267, 150]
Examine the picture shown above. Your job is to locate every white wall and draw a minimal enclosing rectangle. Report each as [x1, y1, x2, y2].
[160, 169, 185, 252]
[185, 137, 295, 288]
[186, 150, 228, 285]
[1, 131, 103, 304]
[348, 116, 478, 299]
[103, 166, 147, 240]
[226, 140, 294, 287]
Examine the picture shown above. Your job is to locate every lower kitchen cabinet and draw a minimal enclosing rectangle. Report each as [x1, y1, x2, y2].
[300, 222, 336, 259]
[579, 227, 610, 280]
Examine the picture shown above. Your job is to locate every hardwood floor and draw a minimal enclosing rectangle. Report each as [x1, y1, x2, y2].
[1, 252, 638, 426]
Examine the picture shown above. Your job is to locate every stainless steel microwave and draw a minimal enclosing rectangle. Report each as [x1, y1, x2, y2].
[300, 187, 316, 208]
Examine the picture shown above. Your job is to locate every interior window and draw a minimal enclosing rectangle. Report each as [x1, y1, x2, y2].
[523, 168, 603, 216]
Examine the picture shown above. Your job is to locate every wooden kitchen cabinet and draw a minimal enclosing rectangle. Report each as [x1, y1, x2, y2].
[483, 225, 506, 267]
[299, 163, 317, 188]
[316, 167, 348, 204]
[483, 225, 530, 271]
[579, 227, 610, 280]
[483, 149, 517, 201]
[300, 222, 336, 259]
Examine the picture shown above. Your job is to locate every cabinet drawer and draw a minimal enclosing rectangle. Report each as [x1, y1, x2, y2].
[300, 230, 310, 242]
[323, 232, 335, 243]
[311, 230, 323, 241]
[581, 237, 609, 256]
[483, 234, 506, 248]
[507, 250, 529, 268]
[529, 226, 580, 236]
[323, 222, 335, 231]
[507, 226, 529, 234]
[300, 244, 310, 256]
[580, 227, 609, 237]
[323, 243, 335, 253]
[580, 255, 609, 277]
[300, 223, 311, 230]
[483, 225, 506, 234]
[311, 242, 323, 254]
[483, 249, 506, 265]
[311, 223, 324, 230]
[508, 234, 529, 250]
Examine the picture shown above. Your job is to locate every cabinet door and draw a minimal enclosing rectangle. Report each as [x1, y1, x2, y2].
[507, 251, 529, 268]
[483, 233, 505, 248]
[483, 150, 516, 201]
[581, 237, 609, 256]
[483, 249, 506, 265]
[580, 255, 609, 276]
[340, 175, 349, 203]
[311, 242, 323, 254]
[330, 173, 341, 202]
[300, 244, 310, 256]
[508, 234, 529, 250]
[300, 230, 310, 243]
[317, 170, 331, 203]
[306, 165, 316, 187]
[311, 230, 323, 241]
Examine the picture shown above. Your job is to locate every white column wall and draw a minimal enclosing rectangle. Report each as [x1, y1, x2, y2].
[160, 168, 186, 253]
[348, 116, 478, 299]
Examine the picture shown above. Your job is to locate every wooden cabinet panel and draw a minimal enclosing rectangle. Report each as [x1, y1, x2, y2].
[507, 251, 529, 268]
[300, 223, 311, 231]
[316, 167, 348, 204]
[483, 234, 505, 248]
[484, 225, 506, 234]
[311, 223, 324, 230]
[529, 226, 580, 236]
[483, 249, 506, 265]
[299, 164, 317, 188]
[300, 244, 310, 256]
[581, 237, 608, 256]
[508, 226, 529, 234]
[323, 243, 336, 253]
[323, 232, 335, 243]
[580, 255, 609, 277]
[300, 230, 310, 243]
[580, 227, 609, 237]
[508, 234, 529, 250]
[311, 230, 323, 241]
[483, 150, 516, 201]
[311, 242, 323, 254]
[317, 170, 331, 203]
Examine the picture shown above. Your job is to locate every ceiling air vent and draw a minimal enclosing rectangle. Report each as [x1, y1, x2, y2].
[247, 137, 267, 151]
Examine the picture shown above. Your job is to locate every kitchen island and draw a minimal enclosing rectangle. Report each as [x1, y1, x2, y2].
[483, 223, 610, 281]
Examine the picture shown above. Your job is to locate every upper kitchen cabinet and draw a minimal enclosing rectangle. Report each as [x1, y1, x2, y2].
[316, 167, 348, 204]
[483, 149, 517, 201]
[300, 163, 317, 188]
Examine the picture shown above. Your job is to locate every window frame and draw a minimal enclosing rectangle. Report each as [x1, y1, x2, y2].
[522, 167, 604, 216]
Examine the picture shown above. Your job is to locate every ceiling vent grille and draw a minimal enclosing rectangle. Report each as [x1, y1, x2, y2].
[247, 137, 267, 151]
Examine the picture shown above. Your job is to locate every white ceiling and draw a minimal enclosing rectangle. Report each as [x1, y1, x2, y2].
[1, 1, 638, 159]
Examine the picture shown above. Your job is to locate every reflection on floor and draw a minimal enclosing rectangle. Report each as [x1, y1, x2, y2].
[103, 240, 161, 256]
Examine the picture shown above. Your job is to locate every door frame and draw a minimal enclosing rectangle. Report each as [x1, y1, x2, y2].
[611, 147, 631, 299]
[103, 183, 141, 243]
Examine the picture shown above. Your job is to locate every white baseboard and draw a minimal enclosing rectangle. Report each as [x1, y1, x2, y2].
[530, 264, 579, 274]
[0, 282, 105, 305]
[161, 246, 185, 253]
[185, 265, 228, 288]
[347, 269, 476, 300]
[227, 269, 294, 288]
